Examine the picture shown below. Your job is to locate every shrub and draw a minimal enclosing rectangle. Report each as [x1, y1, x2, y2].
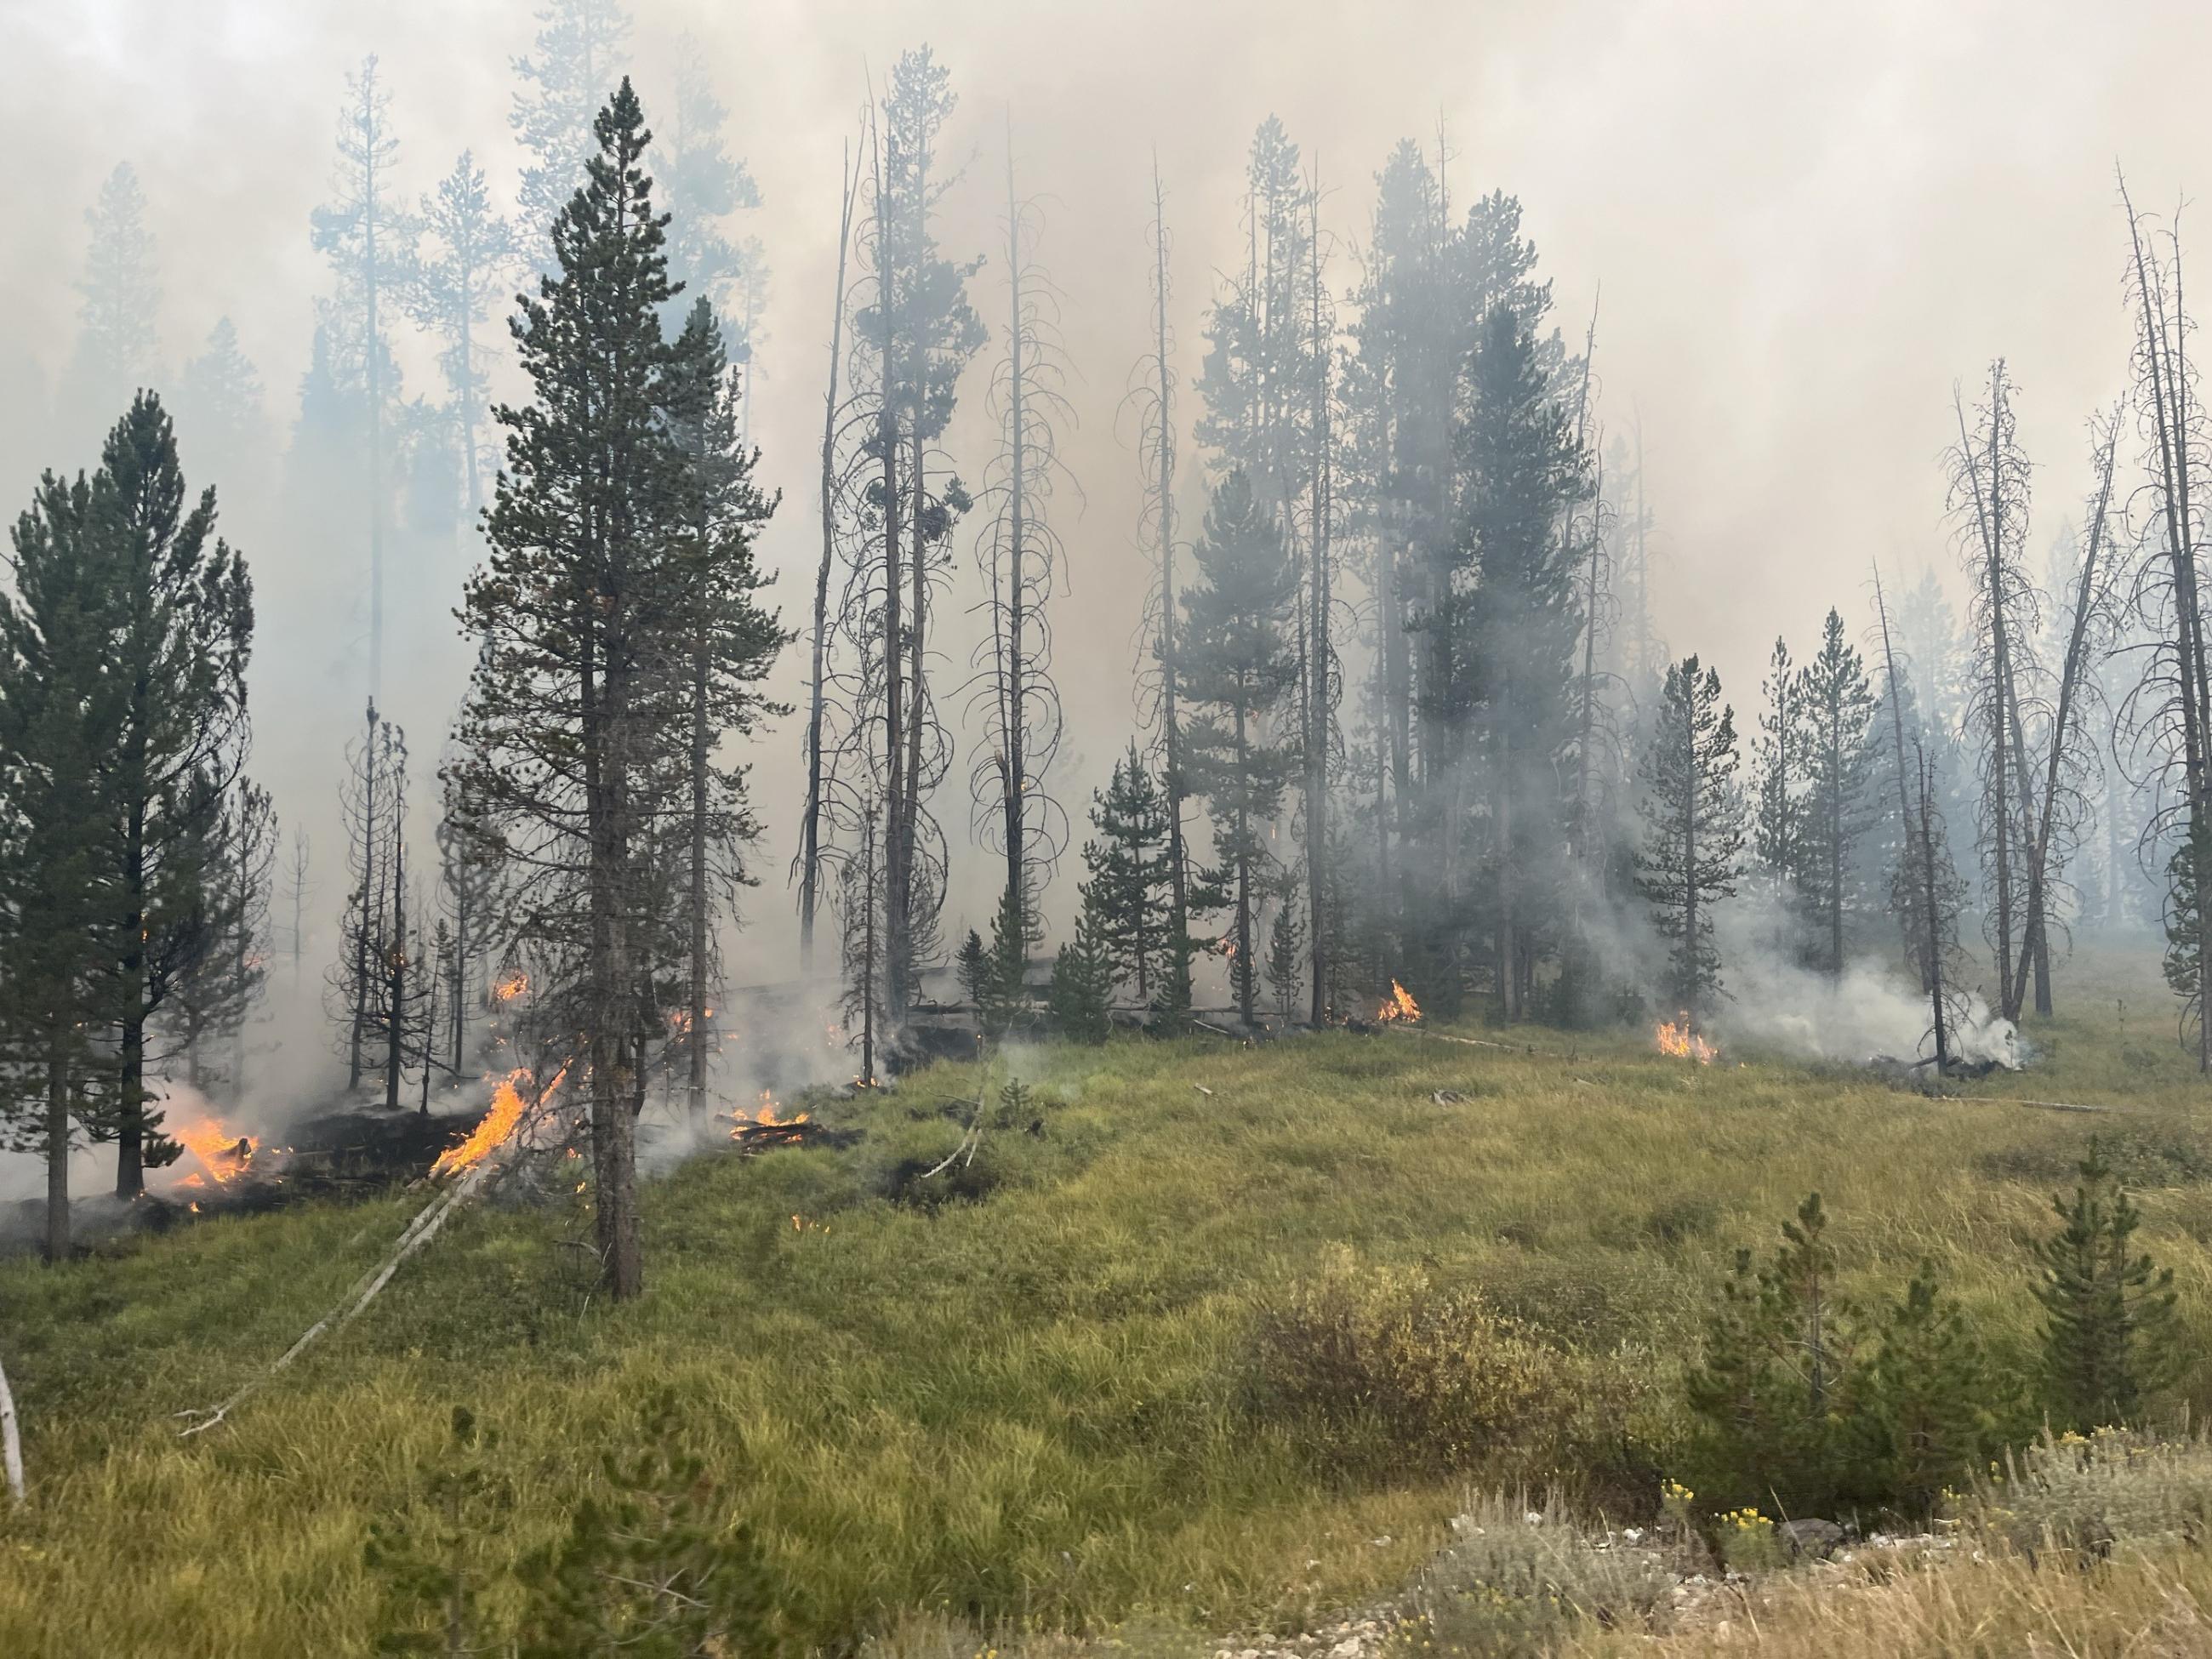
[1244, 1247, 1653, 1501]
[1958, 1427, 2212, 1560]
[1394, 1493, 1675, 1658]
[514, 1388, 787, 1657]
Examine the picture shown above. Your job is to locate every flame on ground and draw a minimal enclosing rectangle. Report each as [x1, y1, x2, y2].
[733, 1091, 811, 1139]
[170, 1116, 259, 1186]
[1656, 1020, 1719, 1064]
[431, 1067, 556, 1177]
[1375, 979, 1421, 1023]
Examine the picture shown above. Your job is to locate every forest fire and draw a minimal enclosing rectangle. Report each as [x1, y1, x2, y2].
[169, 1116, 260, 1187]
[430, 1069, 543, 1178]
[493, 972, 529, 1002]
[1656, 1020, 1719, 1064]
[731, 1092, 813, 1149]
[1374, 979, 1421, 1023]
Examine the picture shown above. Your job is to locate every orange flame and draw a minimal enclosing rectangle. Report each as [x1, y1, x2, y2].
[493, 972, 529, 1002]
[170, 1116, 259, 1186]
[1656, 1020, 1719, 1064]
[432, 1066, 562, 1177]
[1374, 979, 1421, 1023]
[733, 1090, 811, 1138]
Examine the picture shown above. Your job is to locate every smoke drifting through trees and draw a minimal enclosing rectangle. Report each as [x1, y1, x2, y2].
[17, 9, 2212, 1299]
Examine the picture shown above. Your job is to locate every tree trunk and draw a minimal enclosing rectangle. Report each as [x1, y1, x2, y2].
[1002, 149, 1029, 951]
[385, 833, 406, 1112]
[44, 1036, 69, 1263]
[1152, 166, 1191, 1008]
[799, 144, 856, 974]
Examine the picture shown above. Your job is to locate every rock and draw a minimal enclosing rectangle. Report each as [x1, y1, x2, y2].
[1780, 1518, 1846, 1559]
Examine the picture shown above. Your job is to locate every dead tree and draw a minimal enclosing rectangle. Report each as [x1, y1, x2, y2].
[795, 136, 860, 975]
[1950, 362, 2045, 1021]
[282, 827, 311, 982]
[1300, 174, 1338, 1024]
[967, 132, 1075, 970]
[330, 702, 405, 1092]
[2010, 409, 2122, 1011]
[2118, 178, 2212, 1068]
[1909, 739, 1958, 1070]
[1873, 562, 1931, 991]
[1130, 160, 1194, 1013]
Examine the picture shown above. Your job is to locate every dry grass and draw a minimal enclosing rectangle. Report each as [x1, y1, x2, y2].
[0, 946, 2204, 1654]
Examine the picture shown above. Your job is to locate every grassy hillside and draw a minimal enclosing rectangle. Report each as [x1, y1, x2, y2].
[2, 952, 2208, 1656]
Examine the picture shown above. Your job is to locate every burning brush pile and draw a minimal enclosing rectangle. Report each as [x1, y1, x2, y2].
[727, 1092, 852, 1153]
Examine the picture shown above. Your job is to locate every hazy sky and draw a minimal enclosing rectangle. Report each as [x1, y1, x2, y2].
[2, 0, 2203, 963]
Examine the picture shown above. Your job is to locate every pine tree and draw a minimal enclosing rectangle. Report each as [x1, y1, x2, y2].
[169, 778, 275, 1093]
[0, 468, 126, 1259]
[660, 35, 764, 364]
[1636, 656, 1745, 1021]
[1080, 744, 1173, 1003]
[510, 0, 632, 251]
[451, 82, 693, 1300]
[1181, 472, 1300, 1027]
[1684, 1192, 1867, 1516]
[1047, 901, 1115, 1046]
[659, 297, 787, 1118]
[311, 55, 414, 698]
[1751, 635, 1804, 885]
[1799, 608, 1878, 977]
[66, 162, 162, 441]
[1264, 893, 1303, 1024]
[2034, 1143, 2179, 1429]
[956, 927, 988, 1009]
[980, 881, 1033, 1030]
[408, 152, 518, 520]
[94, 395, 254, 1197]
[176, 318, 266, 493]
[1455, 303, 1588, 1020]
[1867, 1261, 1999, 1516]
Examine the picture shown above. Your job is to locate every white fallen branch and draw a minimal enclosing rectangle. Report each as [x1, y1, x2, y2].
[175, 1154, 500, 1437]
[0, 1342, 23, 1504]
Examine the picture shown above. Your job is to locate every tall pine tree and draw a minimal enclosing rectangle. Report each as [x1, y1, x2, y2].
[1637, 656, 1745, 1021]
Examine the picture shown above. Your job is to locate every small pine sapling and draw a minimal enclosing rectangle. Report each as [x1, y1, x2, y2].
[2034, 1141, 2180, 1430]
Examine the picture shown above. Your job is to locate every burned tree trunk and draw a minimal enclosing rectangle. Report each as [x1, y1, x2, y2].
[799, 141, 858, 976]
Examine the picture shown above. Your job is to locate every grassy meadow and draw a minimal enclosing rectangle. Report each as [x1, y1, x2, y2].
[1, 949, 2209, 1655]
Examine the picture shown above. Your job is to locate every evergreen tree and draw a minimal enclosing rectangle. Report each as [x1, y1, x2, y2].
[0, 469, 125, 1259]
[2034, 1143, 2180, 1429]
[1264, 892, 1303, 1024]
[1080, 744, 1173, 1002]
[1684, 1193, 1867, 1516]
[1636, 656, 1745, 1020]
[94, 395, 254, 1197]
[510, 0, 633, 251]
[169, 778, 275, 1093]
[1866, 1261, 2002, 1516]
[1453, 303, 1588, 1020]
[66, 162, 162, 440]
[1047, 902, 1115, 1046]
[451, 82, 719, 1300]
[1180, 472, 1299, 1027]
[1799, 607, 1879, 976]
[955, 927, 988, 1008]
[176, 318, 266, 494]
[979, 881, 1033, 1030]
[311, 54, 414, 697]
[659, 297, 787, 1118]
[1751, 634, 1804, 885]
[660, 35, 765, 364]
[408, 151, 519, 519]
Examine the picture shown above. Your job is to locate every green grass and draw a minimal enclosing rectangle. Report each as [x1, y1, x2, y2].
[2, 949, 2208, 1656]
